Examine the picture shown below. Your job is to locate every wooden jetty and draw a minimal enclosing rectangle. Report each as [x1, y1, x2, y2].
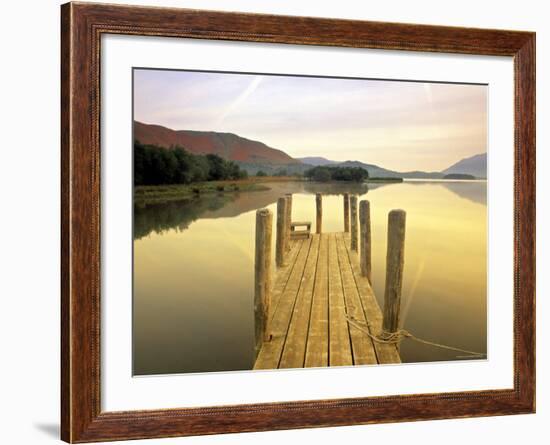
[289, 221, 311, 240]
[253, 194, 406, 369]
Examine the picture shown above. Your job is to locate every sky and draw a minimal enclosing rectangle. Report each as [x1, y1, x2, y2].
[133, 69, 487, 172]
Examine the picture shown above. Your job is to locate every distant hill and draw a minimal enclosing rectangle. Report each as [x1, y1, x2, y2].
[336, 161, 444, 179]
[297, 157, 339, 166]
[134, 121, 300, 165]
[443, 173, 476, 180]
[135, 121, 487, 179]
[442, 153, 487, 179]
[301, 156, 486, 180]
[300, 158, 443, 179]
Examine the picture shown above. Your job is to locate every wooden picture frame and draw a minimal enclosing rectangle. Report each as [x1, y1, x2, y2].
[61, 2, 535, 442]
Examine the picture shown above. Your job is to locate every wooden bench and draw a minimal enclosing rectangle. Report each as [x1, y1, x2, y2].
[290, 221, 311, 239]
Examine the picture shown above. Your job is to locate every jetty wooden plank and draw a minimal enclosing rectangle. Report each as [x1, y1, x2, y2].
[254, 227, 401, 369]
[279, 235, 321, 368]
[270, 239, 303, 312]
[291, 221, 312, 228]
[254, 236, 313, 369]
[304, 233, 329, 368]
[327, 233, 353, 366]
[335, 233, 377, 365]
[342, 233, 401, 364]
[290, 221, 311, 240]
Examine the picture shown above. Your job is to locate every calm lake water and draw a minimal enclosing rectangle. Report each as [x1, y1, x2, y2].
[133, 180, 487, 375]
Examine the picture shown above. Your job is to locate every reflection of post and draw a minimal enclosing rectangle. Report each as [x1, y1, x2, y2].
[359, 200, 372, 283]
[316, 193, 322, 234]
[255, 208, 273, 357]
[383, 209, 406, 336]
[276, 197, 287, 267]
[343, 193, 350, 233]
[285, 194, 292, 251]
[350, 195, 358, 251]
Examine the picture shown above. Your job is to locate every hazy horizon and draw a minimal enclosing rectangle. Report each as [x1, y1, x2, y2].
[134, 69, 487, 172]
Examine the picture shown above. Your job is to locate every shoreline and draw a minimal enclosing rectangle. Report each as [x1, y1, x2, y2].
[134, 176, 305, 204]
[403, 178, 487, 183]
[134, 176, 485, 205]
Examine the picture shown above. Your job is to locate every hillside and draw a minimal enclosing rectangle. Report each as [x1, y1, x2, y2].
[443, 173, 476, 180]
[134, 121, 300, 165]
[135, 122, 486, 179]
[442, 153, 487, 179]
[296, 157, 338, 166]
[338, 160, 443, 179]
[300, 156, 487, 180]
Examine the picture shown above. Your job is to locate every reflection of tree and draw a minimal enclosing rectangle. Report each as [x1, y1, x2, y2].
[134, 181, 372, 240]
[134, 195, 234, 240]
[302, 181, 369, 195]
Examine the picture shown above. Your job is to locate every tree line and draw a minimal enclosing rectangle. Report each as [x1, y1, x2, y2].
[134, 141, 248, 185]
[304, 165, 369, 182]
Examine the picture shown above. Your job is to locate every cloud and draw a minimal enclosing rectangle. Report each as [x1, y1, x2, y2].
[134, 69, 487, 171]
[214, 76, 263, 126]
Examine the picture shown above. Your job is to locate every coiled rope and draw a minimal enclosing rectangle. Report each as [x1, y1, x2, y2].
[344, 314, 486, 359]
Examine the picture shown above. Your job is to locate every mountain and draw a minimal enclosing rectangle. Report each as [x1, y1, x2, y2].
[135, 121, 486, 179]
[337, 160, 401, 177]
[300, 156, 485, 180]
[298, 157, 444, 179]
[442, 153, 487, 179]
[337, 161, 444, 179]
[134, 121, 300, 165]
[297, 157, 339, 166]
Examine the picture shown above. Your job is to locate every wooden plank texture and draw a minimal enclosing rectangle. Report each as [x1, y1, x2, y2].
[279, 235, 320, 368]
[255, 232, 400, 368]
[270, 240, 302, 312]
[343, 233, 401, 363]
[305, 234, 329, 368]
[254, 209, 273, 356]
[336, 233, 377, 365]
[254, 236, 313, 369]
[327, 234, 353, 366]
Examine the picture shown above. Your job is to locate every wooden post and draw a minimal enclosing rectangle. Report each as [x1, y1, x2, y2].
[343, 193, 350, 233]
[350, 195, 358, 251]
[255, 208, 273, 357]
[359, 200, 372, 283]
[315, 193, 322, 234]
[382, 209, 406, 335]
[285, 194, 292, 251]
[276, 197, 287, 267]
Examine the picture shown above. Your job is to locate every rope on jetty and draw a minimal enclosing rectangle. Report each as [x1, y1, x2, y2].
[344, 314, 486, 359]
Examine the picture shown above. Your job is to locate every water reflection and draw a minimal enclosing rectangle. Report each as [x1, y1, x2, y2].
[134, 181, 369, 240]
[133, 180, 487, 375]
[404, 179, 487, 206]
[439, 182, 487, 205]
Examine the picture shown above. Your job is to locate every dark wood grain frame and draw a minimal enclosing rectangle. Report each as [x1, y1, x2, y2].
[61, 2, 535, 442]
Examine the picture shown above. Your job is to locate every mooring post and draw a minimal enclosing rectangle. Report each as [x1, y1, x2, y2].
[343, 193, 350, 232]
[359, 200, 372, 283]
[276, 197, 287, 267]
[382, 209, 406, 336]
[350, 195, 358, 251]
[316, 193, 323, 234]
[255, 208, 273, 357]
[285, 193, 293, 251]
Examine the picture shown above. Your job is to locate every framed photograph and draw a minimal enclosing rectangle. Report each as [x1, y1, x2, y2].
[61, 2, 535, 442]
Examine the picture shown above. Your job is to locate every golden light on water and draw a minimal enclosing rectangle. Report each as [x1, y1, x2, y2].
[133, 181, 486, 375]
